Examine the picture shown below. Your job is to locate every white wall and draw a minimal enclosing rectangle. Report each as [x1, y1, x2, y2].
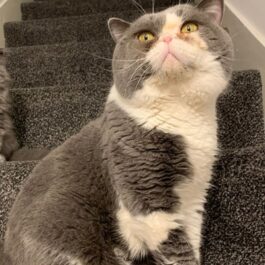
[224, 1, 265, 118]
[226, 0, 265, 47]
[0, 0, 31, 48]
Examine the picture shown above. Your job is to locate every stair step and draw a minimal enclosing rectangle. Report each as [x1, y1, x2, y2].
[217, 70, 264, 150]
[21, 0, 174, 20]
[5, 10, 139, 47]
[5, 41, 113, 88]
[202, 145, 265, 264]
[9, 70, 264, 153]
[11, 83, 109, 149]
[0, 161, 38, 239]
[33, 0, 192, 5]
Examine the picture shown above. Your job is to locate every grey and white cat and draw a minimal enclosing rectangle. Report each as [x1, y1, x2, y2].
[3, 0, 233, 264]
[0, 60, 18, 162]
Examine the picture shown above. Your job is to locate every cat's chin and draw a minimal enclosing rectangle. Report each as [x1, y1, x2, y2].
[155, 64, 190, 82]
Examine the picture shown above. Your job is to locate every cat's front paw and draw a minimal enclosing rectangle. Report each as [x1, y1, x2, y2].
[0, 154, 6, 163]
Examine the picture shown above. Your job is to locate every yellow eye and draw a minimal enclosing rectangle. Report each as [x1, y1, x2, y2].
[138, 32, 155, 43]
[181, 22, 199, 33]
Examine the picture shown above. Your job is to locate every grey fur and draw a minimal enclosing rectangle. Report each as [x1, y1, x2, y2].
[0, 62, 18, 161]
[4, 1, 232, 264]
[110, 13, 165, 97]
[4, 102, 192, 265]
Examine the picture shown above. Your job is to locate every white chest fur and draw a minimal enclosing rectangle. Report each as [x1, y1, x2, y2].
[108, 72, 225, 259]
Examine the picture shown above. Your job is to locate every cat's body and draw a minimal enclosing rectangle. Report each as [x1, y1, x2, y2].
[0, 62, 18, 162]
[3, 0, 233, 264]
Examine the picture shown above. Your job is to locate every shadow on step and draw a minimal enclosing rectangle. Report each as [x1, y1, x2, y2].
[10, 147, 51, 161]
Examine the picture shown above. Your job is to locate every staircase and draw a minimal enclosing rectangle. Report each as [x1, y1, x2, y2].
[0, 0, 264, 264]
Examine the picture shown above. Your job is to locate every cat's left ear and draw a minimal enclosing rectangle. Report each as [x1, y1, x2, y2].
[108, 18, 131, 43]
[198, 0, 224, 24]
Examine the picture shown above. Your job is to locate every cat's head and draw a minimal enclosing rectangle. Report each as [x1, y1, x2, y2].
[108, 0, 233, 101]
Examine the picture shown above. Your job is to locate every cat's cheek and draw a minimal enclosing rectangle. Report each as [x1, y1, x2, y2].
[178, 32, 209, 51]
[145, 43, 166, 72]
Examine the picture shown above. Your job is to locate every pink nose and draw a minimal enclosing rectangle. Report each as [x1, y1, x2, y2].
[163, 36, 173, 43]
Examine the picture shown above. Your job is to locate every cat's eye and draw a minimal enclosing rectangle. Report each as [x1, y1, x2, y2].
[138, 32, 156, 43]
[181, 22, 199, 33]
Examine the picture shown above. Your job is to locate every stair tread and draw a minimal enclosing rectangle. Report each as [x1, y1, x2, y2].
[5, 40, 114, 88]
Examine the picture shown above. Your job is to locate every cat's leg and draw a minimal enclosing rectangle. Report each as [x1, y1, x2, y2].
[157, 229, 199, 265]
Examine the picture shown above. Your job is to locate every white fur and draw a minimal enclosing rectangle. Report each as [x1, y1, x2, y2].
[117, 203, 183, 257]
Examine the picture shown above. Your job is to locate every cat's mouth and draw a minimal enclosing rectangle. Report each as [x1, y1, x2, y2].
[162, 52, 179, 64]
[147, 42, 192, 75]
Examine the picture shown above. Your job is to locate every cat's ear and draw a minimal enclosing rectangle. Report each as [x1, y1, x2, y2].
[198, 0, 224, 24]
[108, 18, 131, 42]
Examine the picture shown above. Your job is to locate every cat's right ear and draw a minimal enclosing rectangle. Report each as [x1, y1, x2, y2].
[108, 18, 131, 43]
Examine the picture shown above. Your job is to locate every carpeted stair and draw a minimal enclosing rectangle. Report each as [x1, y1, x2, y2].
[21, 0, 177, 20]
[0, 1, 264, 264]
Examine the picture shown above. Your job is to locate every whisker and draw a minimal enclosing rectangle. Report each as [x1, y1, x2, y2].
[126, 60, 148, 88]
[132, 47, 146, 55]
[131, 0, 146, 14]
[114, 58, 146, 73]
[134, 65, 152, 91]
[151, 0, 155, 13]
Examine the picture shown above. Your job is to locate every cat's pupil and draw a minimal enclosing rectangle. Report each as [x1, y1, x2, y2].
[187, 26, 191, 32]
[144, 35, 148, 41]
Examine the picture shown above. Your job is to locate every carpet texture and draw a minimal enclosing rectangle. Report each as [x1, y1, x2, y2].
[11, 84, 109, 148]
[5, 41, 113, 88]
[0, 0, 264, 264]
[5, 11, 139, 47]
[21, 0, 172, 20]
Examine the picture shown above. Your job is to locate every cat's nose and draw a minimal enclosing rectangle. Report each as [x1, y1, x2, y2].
[162, 36, 173, 43]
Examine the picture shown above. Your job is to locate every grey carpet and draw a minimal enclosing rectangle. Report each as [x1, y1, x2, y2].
[202, 145, 265, 264]
[0, 161, 38, 239]
[5, 11, 139, 47]
[0, 0, 264, 264]
[21, 0, 175, 20]
[11, 84, 109, 148]
[5, 41, 113, 88]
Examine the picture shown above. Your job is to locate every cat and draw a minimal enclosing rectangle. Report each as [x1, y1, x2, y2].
[0, 57, 18, 162]
[3, 0, 233, 264]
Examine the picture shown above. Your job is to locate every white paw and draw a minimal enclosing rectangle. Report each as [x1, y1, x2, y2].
[0, 154, 6, 163]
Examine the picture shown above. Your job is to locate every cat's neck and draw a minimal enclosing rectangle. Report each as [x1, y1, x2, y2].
[108, 71, 227, 135]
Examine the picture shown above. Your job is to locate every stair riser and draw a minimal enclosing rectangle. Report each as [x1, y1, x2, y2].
[11, 84, 109, 149]
[5, 41, 114, 89]
[21, 0, 191, 20]
[5, 11, 139, 48]
[8, 71, 265, 151]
